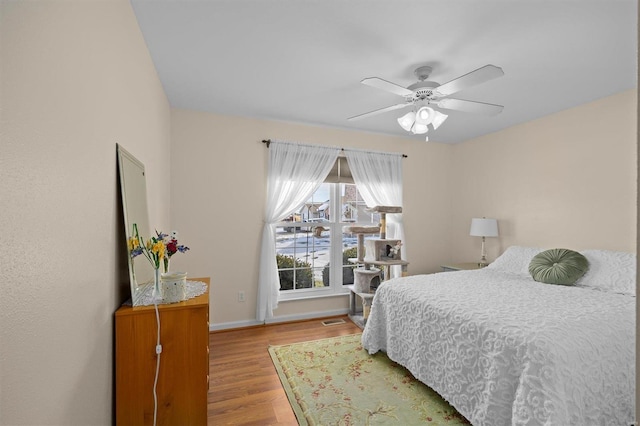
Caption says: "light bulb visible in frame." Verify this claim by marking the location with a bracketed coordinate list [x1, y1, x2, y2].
[415, 106, 435, 125]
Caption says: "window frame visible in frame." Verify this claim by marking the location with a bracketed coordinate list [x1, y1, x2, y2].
[276, 182, 378, 302]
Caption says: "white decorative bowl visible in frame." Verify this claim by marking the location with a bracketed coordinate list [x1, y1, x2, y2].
[160, 272, 187, 304]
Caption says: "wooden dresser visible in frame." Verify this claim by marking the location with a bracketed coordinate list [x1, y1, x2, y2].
[115, 277, 210, 426]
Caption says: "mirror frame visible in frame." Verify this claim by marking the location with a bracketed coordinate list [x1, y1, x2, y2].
[117, 144, 154, 306]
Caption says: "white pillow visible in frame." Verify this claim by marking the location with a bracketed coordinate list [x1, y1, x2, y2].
[486, 246, 543, 275]
[576, 249, 636, 296]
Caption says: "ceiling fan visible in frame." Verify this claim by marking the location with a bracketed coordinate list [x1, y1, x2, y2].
[348, 64, 505, 140]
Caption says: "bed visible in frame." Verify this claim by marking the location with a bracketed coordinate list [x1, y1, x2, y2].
[361, 246, 636, 426]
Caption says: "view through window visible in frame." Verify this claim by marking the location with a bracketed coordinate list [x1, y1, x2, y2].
[275, 183, 381, 297]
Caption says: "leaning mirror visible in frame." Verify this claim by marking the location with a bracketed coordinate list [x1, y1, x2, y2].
[117, 144, 154, 306]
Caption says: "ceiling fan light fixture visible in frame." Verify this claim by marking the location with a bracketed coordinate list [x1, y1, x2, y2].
[431, 110, 449, 130]
[352, 64, 505, 141]
[415, 106, 435, 125]
[397, 111, 416, 132]
[411, 123, 428, 134]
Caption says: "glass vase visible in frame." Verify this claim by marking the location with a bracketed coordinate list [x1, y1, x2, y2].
[153, 267, 161, 300]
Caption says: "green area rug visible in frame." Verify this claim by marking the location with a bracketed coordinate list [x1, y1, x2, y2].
[268, 334, 469, 425]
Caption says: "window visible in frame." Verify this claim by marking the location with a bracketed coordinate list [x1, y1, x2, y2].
[258, 142, 403, 321]
[275, 182, 381, 300]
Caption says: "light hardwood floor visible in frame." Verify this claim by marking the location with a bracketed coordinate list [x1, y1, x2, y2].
[208, 315, 362, 425]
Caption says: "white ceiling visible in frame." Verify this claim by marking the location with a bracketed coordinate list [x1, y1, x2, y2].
[130, 0, 637, 144]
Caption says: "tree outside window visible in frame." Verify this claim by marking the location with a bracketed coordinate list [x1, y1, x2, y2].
[275, 183, 380, 296]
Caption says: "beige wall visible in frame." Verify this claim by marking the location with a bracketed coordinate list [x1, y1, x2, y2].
[2, 1, 635, 421]
[170, 110, 453, 327]
[1, 1, 171, 425]
[450, 90, 637, 263]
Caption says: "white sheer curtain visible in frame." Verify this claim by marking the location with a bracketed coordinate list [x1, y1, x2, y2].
[257, 141, 340, 321]
[344, 149, 405, 278]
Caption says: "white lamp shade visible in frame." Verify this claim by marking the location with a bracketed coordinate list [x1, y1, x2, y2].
[415, 106, 435, 125]
[431, 110, 448, 130]
[411, 123, 428, 134]
[470, 218, 499, 237]
[397, 111, 416, 131]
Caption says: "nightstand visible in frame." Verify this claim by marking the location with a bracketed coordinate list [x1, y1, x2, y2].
[440, 262, 487, 272]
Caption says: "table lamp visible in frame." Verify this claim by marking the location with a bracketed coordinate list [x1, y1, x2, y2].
[470, 218, 499, 267]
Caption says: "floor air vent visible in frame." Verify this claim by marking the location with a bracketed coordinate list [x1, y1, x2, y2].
[322, 318, 346, 326]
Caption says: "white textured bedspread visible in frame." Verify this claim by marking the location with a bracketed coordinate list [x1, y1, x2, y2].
[361, 270, 635, 426]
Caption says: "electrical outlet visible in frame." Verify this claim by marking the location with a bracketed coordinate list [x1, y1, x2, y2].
[238, 291, 245, 302]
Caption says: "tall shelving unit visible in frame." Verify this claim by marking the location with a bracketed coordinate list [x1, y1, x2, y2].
[346, 206, 408, 327]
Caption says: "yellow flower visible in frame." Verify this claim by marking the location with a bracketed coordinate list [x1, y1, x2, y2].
[128, 237, 139, 251]
[128, 224, 184, 270]
[151, 241, 165, 259]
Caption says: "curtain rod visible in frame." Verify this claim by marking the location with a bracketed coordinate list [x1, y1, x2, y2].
[261, 139, 407, 158]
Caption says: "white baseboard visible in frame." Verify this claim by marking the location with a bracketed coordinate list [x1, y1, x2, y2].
[209, 319, 262, 331]
[265, 308, 349, 325]
[209, 308, 349, 331]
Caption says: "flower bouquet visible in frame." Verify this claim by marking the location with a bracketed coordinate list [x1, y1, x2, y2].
[128, 224, 190, 300]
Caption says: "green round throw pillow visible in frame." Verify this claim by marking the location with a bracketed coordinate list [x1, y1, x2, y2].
[528, 248, 589, 286]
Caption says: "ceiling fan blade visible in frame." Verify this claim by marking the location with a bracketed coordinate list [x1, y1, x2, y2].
[347, 103, 411, 121]
[436, 98, 504, 116]
[361, 77, 414, 97]
[433, 65, 504, 97]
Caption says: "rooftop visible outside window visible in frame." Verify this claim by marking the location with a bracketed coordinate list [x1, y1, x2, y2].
[275, 183, 381, 299]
